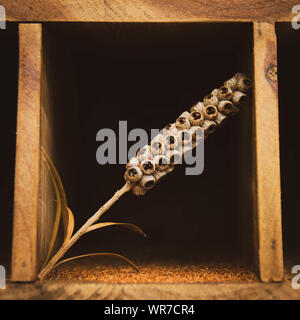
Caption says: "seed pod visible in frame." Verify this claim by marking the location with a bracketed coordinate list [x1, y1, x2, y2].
[234, 73, 246, 79]
[190, 101, 204, 113]
[140, 159, 156, 175]
[132, 183, 147, 196]
[177, 129, 193, 147]
[203, 105, 218, 120]
[214, 112, 227, 126]
[153, 170, 167, 183]
[126, 73, 251, 196]
[224, 76, 238, 91]
[203, 94, 219, 106]
[164, 133, 179, 151]
[190, 126, 204, 143]
[162, 123, 178, 135]
[189, 110, 204, 126]
[153, 154, 169, 171]
[218, 100, 239, 115]
[137, 145, 152, 161]
[124, 166, 143, 183]
[175, 111, 191, 130]
[232, 90, 247, 106]
[235, 74, 252, 92]
[150, 139, 166, 156]
[140, 175, 156, 190]
[210, 88, 219, 96]
[201, 120, 217, 137]
[126, 157, 140, 169]
[166, 164, 175, 173]
[217, 86, 233, 100]
[166, 149, 182, 165]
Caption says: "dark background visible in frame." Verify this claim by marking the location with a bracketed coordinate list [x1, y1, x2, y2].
[42, 22, 254, 265]
[0, 23, 18, 271]
[276, 23, 300, 262]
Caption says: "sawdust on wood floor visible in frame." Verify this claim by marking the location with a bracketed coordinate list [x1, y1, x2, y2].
[45, 259, 258, 283]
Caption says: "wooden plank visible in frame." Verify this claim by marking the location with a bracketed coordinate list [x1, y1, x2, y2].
[1, 280, 300, 300]
[253, 22, 284, 282]
[1, 0, 298, 22]
[11, 24, 42, 282]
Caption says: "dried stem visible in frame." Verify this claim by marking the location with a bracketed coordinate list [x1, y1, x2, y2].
[38, 182, 133, 280]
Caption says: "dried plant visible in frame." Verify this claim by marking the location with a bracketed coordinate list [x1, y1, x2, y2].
[38, 73, 251, 280]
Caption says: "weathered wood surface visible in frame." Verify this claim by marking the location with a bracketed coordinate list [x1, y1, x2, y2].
[2, 0, 298, 22]
[253, 22, 284, 282]
[11, 24, 42, 281]
[1, 279, 299, 300]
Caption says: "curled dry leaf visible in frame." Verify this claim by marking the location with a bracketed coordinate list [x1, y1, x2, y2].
[53, 252, 140, 273]
[85, 222, 147, 238]
[41, 148, 75, 267]
[42, 152, 62, 268]
[39, 149, 144, 278]
[66, 207, 75, 244]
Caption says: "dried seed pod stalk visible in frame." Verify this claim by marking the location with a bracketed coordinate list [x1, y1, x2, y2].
[38, 73, 252, 280]
[125, 72, 252, 196]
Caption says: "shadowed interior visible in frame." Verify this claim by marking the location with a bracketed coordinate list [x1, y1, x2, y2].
[0, 23, 19, 274]
[276, 23, 300, 269]
[41, 22, 255, 282]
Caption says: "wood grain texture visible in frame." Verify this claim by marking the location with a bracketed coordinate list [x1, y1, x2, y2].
[1, 0, 298, 22]
[253, 22, 284, 282]
[11, 24, 42, 281]
[1, 279, 300, 300]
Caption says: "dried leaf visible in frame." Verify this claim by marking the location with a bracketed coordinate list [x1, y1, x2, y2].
[41, 147, 74, 245]
[86, 222, 147, 238]
[42, 155, 62, 268]
[65, 207, 75, 243]
[54, 253, 140, 272]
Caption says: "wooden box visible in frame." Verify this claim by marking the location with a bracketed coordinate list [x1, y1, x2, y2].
[1, 1, 298, 285]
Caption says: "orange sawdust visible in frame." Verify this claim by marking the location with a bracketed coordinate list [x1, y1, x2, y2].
[45, 259, 258, 283]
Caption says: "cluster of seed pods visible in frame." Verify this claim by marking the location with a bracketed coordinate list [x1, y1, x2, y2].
[124, 73, 252, 196]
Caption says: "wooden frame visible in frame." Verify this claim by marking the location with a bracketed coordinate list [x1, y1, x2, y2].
[9, 1, 291, 282]
[1, 0, 298, 22]
[252, 22, 284, 282]
[11, 24, 42, 281]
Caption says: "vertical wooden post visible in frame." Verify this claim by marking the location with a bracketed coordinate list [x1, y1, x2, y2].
[11, 24, 42, 281]
[253, 22, 284, 282]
